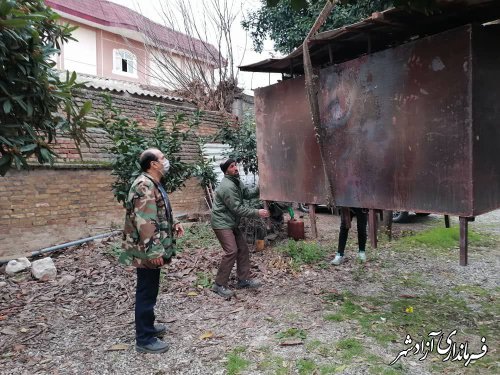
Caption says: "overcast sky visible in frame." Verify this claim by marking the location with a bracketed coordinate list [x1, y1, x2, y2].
[108, 0, 281, 94]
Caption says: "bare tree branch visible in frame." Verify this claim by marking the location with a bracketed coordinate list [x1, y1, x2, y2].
[130, 0, 242, 112]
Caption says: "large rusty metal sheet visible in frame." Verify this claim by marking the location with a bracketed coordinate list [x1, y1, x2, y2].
[319, 25, 474, 216]
[472, 25, 500, 216]
[255, 76, 328, 204]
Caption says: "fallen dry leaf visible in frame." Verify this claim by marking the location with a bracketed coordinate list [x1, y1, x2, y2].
[107, 343, 130, 351]
[187, 291, 198, 297]
[199, 331, 214, 340]
[279, 339, 303, 346]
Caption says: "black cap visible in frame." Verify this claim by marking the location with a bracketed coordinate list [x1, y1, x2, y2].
[220, 158, 236, 173]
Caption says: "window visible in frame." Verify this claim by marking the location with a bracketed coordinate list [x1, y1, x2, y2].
[113, 49, 137, 77]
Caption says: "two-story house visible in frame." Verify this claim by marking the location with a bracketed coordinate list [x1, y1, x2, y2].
[46, 0, 220, 88]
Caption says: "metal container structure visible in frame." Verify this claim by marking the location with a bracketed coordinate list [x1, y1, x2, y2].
[255, 24, 500, 217]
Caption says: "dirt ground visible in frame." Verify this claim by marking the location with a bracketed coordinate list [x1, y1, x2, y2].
[1, 210, 499, 375]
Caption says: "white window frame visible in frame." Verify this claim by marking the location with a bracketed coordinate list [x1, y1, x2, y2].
[112, 49, 137, 77]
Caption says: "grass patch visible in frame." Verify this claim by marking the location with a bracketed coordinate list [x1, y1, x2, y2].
[276, 327, 307, 341]
[396, 226, 494, 251]
[336, 338, 364, 360]
[321, 290, 488, 347]
[176, 222, 219, 250]
[369, 363, 405, 375]
[277, 240, 328, 267]
[193, 271, 213, 289]
[297, 359, 318, 374]
[104, 241, 122, 258]
[324, 313, 345, 322]
[256, 355, 290, 374]
[226, 347, 249, 375]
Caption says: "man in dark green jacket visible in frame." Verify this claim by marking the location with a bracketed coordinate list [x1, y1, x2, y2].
[211, 159, 270, 298]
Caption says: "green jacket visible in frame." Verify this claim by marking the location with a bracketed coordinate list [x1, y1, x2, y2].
[210, 175, 260, 229]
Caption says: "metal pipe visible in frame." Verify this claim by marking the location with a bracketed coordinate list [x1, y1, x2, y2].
[0, 231, 121, 265]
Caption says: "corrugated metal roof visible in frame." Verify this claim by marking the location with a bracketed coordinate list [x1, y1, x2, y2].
[69, 72, 187, 102]
[240, 0, 500, 74]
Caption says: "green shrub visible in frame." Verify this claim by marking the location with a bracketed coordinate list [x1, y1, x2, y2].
[98, 95, 201, 206]
[278, 240, 327, 265]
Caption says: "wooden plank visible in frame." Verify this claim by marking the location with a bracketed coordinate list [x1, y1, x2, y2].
[309, 204, 318, 238]
[459, 216, 468, 266]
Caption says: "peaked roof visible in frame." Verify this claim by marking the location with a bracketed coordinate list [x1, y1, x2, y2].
[45, 0, 221, 65]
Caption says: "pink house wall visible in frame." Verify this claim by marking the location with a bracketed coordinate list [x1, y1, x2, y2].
[60, 17, 149, 84]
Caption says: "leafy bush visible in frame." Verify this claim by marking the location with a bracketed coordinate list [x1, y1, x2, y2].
[0, 0, 92, 175]
[176, 222, 219, 250]
[97, 95, 201, 206]
[278, 239, 327, 265]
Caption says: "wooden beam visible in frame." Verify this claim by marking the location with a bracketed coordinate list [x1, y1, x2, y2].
[459, 216, 468, 266]
[368, 209, 378, 249]
[444, 215, 450, 228]
[309, 204, 318, 238]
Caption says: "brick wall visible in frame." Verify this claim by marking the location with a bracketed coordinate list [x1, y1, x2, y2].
[0, 87, 231, 259]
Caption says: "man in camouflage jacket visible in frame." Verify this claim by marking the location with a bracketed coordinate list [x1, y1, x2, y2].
[210, 158, 270, 298]
[120, 148, 184, 354]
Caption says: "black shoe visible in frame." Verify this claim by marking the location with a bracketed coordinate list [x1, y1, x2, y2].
[212, 283, 234, 298]
[237, 279, 261, 289]
[153, 324, 167, 337]
[136, 338, 169, 354]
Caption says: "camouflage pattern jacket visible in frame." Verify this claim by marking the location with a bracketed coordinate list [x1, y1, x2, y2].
[120, 173, 177, 268]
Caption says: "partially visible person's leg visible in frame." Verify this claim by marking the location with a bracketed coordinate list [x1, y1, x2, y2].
[234, 228, 260, 288]
[214, 229, 239, 286]
[135, 268, 161, 346]
[332, 210, 350, 265]
[355, 208, 368, 262]
[338, 217, 350, 256]
[233, 228, 250, 280]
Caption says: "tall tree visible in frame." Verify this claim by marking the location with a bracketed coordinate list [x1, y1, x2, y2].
[136, 0, 243, 112]
[0, 0, 92, 176]
[243, 0, 393, 55]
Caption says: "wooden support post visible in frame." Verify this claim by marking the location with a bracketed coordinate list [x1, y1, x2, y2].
[368, 209, 378, 249]
[459, 216, 468, 266]
[444, 215, 450, 228]
[309, 204, 318, 238]
[381, 210, 393, 241]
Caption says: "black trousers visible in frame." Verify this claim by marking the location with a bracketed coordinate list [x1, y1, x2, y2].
[135, 268, 161, 346]
[338, 208, 367, 255]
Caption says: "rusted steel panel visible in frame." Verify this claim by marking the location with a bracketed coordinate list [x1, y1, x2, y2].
[255, 24, 500, 217]
[255, 77, 328, 204]
[319, 25, 474, 216]
[472, 25, 500, 216]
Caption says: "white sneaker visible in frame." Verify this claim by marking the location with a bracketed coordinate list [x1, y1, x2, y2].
[331, 253, 344, 266]
[358, 251, 366, 262]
